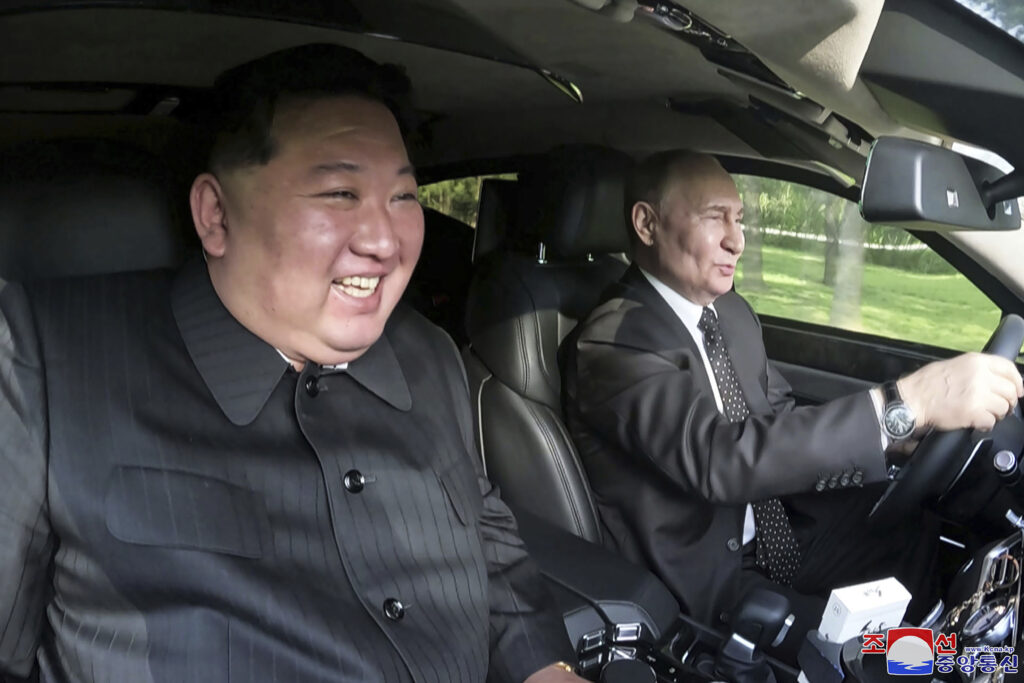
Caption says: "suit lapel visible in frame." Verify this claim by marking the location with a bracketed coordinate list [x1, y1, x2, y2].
[616, 265, 716, 397]
[619, 267, 774, 417]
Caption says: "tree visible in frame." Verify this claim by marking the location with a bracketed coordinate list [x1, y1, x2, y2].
[829, 204, 868, 328]
[960, 0, 1024, 40]
[821, 196, 846, 287]
[734, 176, 764, 290]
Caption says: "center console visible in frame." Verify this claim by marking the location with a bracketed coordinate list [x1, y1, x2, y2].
[515, 509, 799, 681]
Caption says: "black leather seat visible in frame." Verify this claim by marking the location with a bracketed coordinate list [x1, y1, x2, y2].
[0, 138, 195, 282]
[471, 178, 519, 264]
[464, 146, 632, 543]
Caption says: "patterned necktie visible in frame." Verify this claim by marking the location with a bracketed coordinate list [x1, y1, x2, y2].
[697, 306, 801, 586]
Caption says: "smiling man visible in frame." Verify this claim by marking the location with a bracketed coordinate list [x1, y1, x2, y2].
[0, 45, 580, 683]
[563, 150, 1023, 660]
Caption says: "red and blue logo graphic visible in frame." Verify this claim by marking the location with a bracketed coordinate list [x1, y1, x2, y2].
[886, 628, 934, 675]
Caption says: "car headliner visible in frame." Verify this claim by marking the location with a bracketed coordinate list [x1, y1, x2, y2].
[2, 0, 1024, 302]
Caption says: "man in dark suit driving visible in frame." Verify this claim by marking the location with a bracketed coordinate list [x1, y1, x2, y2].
[564, 150, 1023, 657]
[0, 45, 582, 683]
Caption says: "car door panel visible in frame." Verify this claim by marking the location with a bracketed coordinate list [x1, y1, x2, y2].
[761, 317, 956, 406]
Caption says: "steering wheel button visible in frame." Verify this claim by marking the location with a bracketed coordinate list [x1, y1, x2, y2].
[994, 450, 1017, 473]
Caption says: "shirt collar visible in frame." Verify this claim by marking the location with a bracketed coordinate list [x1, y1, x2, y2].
[275, 348, 348, 372]
[172, 256, 410, 426]
[638, 266, 716, 331]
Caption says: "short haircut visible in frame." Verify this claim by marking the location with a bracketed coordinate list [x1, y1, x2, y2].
[207, 43, 414, 175]
[624, 150, 711, 245]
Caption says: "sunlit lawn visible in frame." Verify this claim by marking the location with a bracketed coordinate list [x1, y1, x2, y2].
[735, 246, 1000, 352]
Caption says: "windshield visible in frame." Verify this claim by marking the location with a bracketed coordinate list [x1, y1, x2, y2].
[954, 0, 1024, 42]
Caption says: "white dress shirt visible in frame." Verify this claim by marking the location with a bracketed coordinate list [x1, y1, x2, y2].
[276, 349, 349, 372]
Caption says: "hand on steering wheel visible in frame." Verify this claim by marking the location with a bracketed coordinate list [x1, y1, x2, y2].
[870, 314, 1024, 522]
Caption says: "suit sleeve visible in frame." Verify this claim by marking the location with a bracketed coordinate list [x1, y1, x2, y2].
[441, 336, 573, 683]
[570, 302, 887, 505]
[765, 361, 796, 414]
[0, 282, 54, 678]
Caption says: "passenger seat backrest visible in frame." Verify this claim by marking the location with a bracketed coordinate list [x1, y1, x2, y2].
[472, 178, 518, 264]
[464, 145, 632, 543]
[0, 138, 193, 282]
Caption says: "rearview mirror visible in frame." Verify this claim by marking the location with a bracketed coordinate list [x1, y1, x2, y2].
[860, 137, 1020, 231]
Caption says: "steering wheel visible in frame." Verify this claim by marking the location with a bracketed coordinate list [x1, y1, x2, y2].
[869, 314, 1024, 523]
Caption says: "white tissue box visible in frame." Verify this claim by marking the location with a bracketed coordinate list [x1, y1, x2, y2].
[817, 577, 912, 644]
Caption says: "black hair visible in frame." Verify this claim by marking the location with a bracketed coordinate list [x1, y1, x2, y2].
[207, 43, 414, 174]
[624, 149, 707, 246]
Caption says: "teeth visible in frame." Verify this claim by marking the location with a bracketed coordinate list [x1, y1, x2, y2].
[333, 276, 380, 297]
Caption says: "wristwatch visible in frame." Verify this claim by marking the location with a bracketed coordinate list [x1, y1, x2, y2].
[880, 380, 916, 442]
[552, 661, 577, 674]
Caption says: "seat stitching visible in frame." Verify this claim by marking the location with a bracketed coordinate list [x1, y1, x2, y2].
[547, 412, 600, 538]
[524, 401, 586, 537]
[476, 374, 491, 478]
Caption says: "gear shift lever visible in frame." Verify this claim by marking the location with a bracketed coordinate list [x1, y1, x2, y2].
[721, 586, 794, 661]
[715, 587, 794, 683]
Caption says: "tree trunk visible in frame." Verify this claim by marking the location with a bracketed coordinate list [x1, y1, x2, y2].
[829, 204, 867, 329]
[739, 176, 765, 291]
[822, 199, 845, 287]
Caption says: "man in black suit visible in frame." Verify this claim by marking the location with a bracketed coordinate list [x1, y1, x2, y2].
[564, 150, 1023, 656]
[0, 45, 581, 683]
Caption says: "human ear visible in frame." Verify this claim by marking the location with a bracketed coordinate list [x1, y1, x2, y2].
[632, 201, 658, 247]
[190, 173, 230, 258]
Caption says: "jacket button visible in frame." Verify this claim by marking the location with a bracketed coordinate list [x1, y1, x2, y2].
[852, 471, 864, 486]
[383, 598, 405, 621]
[840, 472, 851, 487]
[827, 475, 839, 489]
[726, 538, 740, 552]
[304, 376, 320, 397]
[344, 470, 365, 493]
[815, 479, 826, 492]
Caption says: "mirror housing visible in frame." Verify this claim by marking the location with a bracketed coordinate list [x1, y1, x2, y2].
[860, 137, 1020, 231]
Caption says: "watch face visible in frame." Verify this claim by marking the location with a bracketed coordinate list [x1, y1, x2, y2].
[884, 404, 916, 439]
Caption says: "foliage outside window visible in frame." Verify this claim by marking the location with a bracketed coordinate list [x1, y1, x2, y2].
[955, 0, 1024, 42]
[733, 175, 999, 352]
[419, 174, 516, 227]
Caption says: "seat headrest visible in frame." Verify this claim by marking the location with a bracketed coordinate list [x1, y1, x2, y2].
[518, 145, 633, 259]
[0, 138, 193, 282]
[472, 178, 518, 263]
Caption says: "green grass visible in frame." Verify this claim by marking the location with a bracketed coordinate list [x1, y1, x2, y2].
[736, 245, 1000, 352]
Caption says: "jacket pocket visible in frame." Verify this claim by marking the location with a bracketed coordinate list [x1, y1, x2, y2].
[106, 466, 268, 558]
[437, 460, 483, 527]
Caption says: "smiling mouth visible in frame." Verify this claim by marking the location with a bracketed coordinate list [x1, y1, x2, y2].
[332, 275, 381, 299]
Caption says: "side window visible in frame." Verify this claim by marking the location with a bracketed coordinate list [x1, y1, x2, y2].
[418, 173, 516, 227]
[733, 175, 1000, 352]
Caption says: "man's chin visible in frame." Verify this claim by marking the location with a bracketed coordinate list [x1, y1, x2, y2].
[317, 328, 387, 365]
